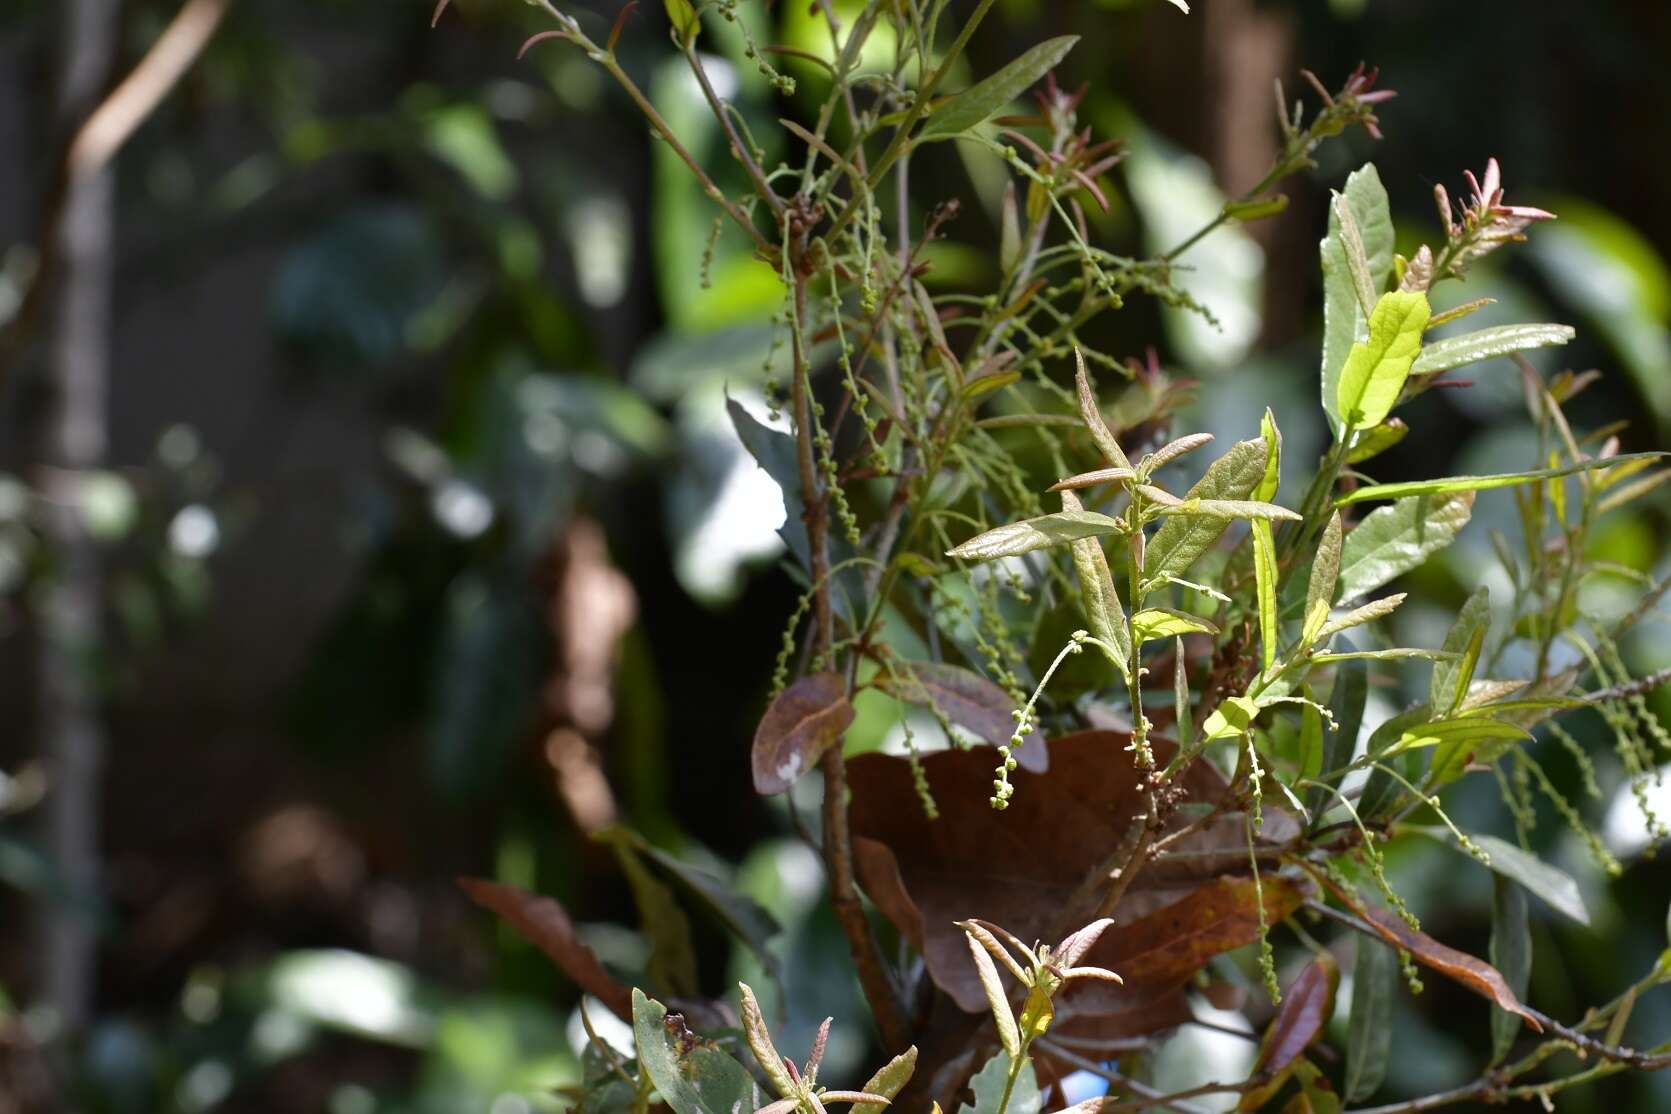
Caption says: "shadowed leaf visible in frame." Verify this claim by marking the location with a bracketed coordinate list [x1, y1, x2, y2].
[873, 661, 1044, 770]
[1345, 938, 1396, 1102]
[458, 877, 632, 1020]
[632, 990, 764, 1114]
[920, 36, 1080, 140]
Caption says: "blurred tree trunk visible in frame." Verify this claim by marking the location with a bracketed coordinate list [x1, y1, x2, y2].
[37, 0, 119, 1034]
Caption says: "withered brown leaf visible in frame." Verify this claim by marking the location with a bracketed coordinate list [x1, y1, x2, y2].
[872, 660, 1046, 770]
[753, 673, 855, 795]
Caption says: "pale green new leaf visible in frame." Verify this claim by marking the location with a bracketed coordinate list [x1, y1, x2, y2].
[1174, 637, 1193, 751]
[1321, 165, 1395, 435]
[1255, 408, 1282, 502]
[1336, 492, 1474, 602]
[1200, 695, 1260, 743]
[1334, 193, 1378, 317]
[1062, 492, 1131, 681]
[920, 36, 1080, 140]
[1303, 513, 1344, 645]
[1335, 452, 1666, 505]
[1153, 498, 1300, 522]
[852, 1048, 919, 1114]
[949, 510, 1122, 561]
[1336, 291, 1431, 430]
[1253, 520, 1278, 670]
[1311, 647, 1455, 664]
[960, 1051, 1040, 1114]
[1410, 323, 1576, 378]
[1142, 437, 1269, 582]
[1132, 607, 1219, 642]
[1346, 419, 1409, 464]
[1380, 717, 1529, 760]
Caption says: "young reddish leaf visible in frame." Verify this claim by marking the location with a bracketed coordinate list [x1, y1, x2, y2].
[518, 30, 570, 59]
[430, 0, 451, 27]
[872, 661, 1045, 769]
[1245, 956, 1339, 1107]
[752, 673, 855, 795]
[458, 877, 633, 1021]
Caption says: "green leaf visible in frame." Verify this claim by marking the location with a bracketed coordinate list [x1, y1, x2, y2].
[1335, 452, 1666, 504]
[1345, 938, 1397, 1102]
[1336, 492, 1474, 602]
[1321, 166, 1395, 436]
[1315, 592, 1406, 643]
[633, 989, 765, 1114]
[1333, 193, 1378, 318]
[948, 510, 1123, 562]
[1132, 608, 1219, 642]
[663, 0, 700, 39]
[1311, 647, 1454, 664]
[1357, 704, 1432, 818]
[1253, 520, 1278, 671]
[919, 36, 1080, 140]
[1143, 437, 1269, 583]
[1435, 833, 1589, 926]
[1201, 695, 1260, 743]
[1489, 876, 1532, 1064]
[1410, 323, 1576, 378]
[1428, 719, 1535, 785]
[1303, 513, 1344, 645]
[1174, 637, 1194, 751]
[1307, 654, 1367, 823]
[852, 1048, 919, 1114]
[738, 983, 796, 1098]
[1335, 291, 1431, 430]
[966, 933, 1020, 1058]
[1431, 587, 1490, 714]
[1255, 408, 1282, 503]
[1381, 717, 1529, 760]
[1346, 419, 1409, 464]
[959, 1051, 1040, 1114]
[1154, 498, 1300, 522]
[1062, 492, 1131, 680]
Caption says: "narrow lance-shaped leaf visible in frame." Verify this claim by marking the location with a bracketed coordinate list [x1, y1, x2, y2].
[1155, 498, 1301, 522]
[1062, 491, 1131, 679]
[1253, 520, 1279, 671]
[1411, 323, 1576, 378]
[1074, 349, 1131, 470]
[949, 510, 1123, 562]
[852, 1048, 919, 1114]
[739, 983, 797, 1098]
[1431, 587, 1490, 715]
[1336, 492, 1474, 602]
[965, 931, 1020, 1058]
[1336, 291, 1431, 431]
[753, 673, 855, 794]
[1334, 193, 1378, 318]
[613, 841, 699, 997]
[1336, 451, 1667, 505]
[1347, 419, 1408, 464]
[1321, 165, 1395, 435]
[1237, 957, 1338, 1112]
[1132, 608, 1219, 642]
[1315, 593, 1406, 642]
[1489, 876, 1532, 1063]
[1174, 637, 1193, 750]
[1345, 938, 1397, 1102]
[918, 35, 1080, 140]
[1143, 437, 1269, 584]
[458, 878, 633, 1020]
[1255, 408, 1282, 503]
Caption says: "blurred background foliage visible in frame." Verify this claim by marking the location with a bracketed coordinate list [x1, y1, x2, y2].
[0, 0, 1668, 1111]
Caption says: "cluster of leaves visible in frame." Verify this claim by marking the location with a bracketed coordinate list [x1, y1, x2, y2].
[437, 2, 1671, 1113]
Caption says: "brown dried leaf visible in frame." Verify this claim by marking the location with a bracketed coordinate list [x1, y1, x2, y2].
[848, 732, 1300, 1020]
[753, 673, 855, 795]
[458, 877, 632, 1021]
[1346, 894, 1542, 1032]
[872, 661, 1045, 770]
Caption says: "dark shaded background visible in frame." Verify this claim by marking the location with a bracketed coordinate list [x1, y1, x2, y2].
[0, 0, 1668, 1110]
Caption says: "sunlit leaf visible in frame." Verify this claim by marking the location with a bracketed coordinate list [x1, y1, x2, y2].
[965, 932, 1020, 1058]
[1346, 419, 1408, 464]
[1321, 166, 1395, 436]
[1335, 452, 1666, 504]
[1075, 350, 1132, 470]
[948, 509, 1124, 562]
[1303, 514, 1343, 645]
[633, 990, 765, 1114]
[1336, 291, 1431, 430]
[1431, 587, 1490, 714]
[852, 1048, 919, 1114]
[1132, 607, 1219, 642]
[1410, 323, 1575, 378]
[1335, 493, 1474, 602]
[1143, 437, 1269, 582]
[959, 1050, 1039, 1114]
[1253, 520, 1279, 670]
[1062, 492, 1131, 680]
[1314, 593, 1406, 642]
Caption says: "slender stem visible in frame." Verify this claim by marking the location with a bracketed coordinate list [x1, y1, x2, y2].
[683, 44, 784, 218]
